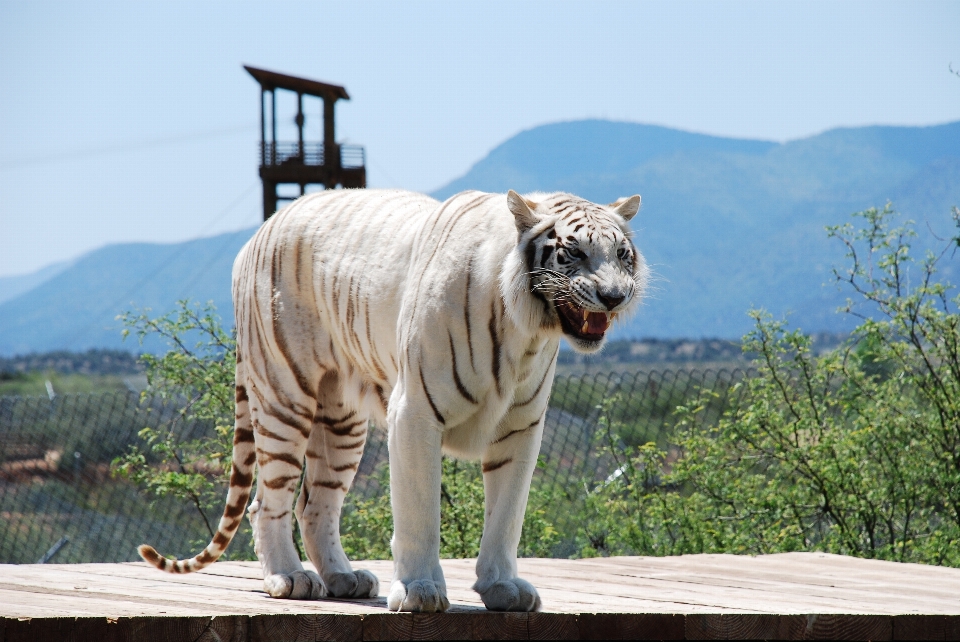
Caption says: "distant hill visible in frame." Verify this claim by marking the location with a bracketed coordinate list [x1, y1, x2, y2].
[432, 120, 960, 339]
[0, 349, 143, 375]
[2, 119, 959, 356]
[0, 260, 73, 306]
[0, 228, 255, 356]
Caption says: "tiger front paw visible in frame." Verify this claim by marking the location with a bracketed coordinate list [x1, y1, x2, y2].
[387, 579, 450, 612]
[263, 570, 324, 599]
[477, 577, 542, 612]
[325, 569, 380, 598]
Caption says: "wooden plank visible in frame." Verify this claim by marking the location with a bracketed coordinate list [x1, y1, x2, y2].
[892, 615, 960, 642]
[362, 612, 531, 642]
[528, 612, 578, 640]
[514, 556, 960, 615]
[3, 615, 250, 642]
[576, 613, 684, 640]
[0, 565, 385, 617]
[3, 554, 960, 640]
[516, 573, 874, 615]
[0, 614, 953, 642]
[249, 614, 362, 642]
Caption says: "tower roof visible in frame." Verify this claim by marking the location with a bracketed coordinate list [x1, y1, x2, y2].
[243, 65, 350, 101]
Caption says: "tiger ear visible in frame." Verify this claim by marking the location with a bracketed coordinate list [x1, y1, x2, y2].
[506, 190, 540, 233]
[608, 195, 641, 221]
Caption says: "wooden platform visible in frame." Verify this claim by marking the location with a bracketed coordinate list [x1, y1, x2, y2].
[3, 553, 960, 640]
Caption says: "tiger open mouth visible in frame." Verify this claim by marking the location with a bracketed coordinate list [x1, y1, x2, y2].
[554, 299, 616, 341]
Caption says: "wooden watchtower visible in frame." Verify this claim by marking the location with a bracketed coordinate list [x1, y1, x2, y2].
[244, 65, 366, 221]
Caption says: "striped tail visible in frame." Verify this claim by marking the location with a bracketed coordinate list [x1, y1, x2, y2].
[139, 382, 256, 574]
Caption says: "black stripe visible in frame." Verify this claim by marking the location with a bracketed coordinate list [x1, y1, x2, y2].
[376, 384, 389, 410]
[464, 260, 476, 372]
[313, 479, 346, 490]
[314, 411, 357, 425]
[344, 273, 357, 353]
[270, 248, 317, 402]
[513, 361, 552, 408]
[259, 402, 311, 438]
[258, 450, 303, 468]
[419, 361, 446, 425]
[489, 301, 502, 396]
[482, 458, 513, 473]
[492, 419, 540, 445]
[419, 195, 485, 273]
[223, 497, 247, 519]
[264, 474, 300, 489]
[262, 367, 315, 422]
[449, 331, 478, 404]
[365, 302, 389, 381]
[407, 194, 491, 326]
[539, 244, 554, 268]
[525, 230, 549, 308]
[525, 238, 539, 284]
[253, 420, 293, 442]
[230, 466, 253, 487]
[325, 420, 366, 436]
[293, 237, 303, 291]
[330, 272, 341, 326]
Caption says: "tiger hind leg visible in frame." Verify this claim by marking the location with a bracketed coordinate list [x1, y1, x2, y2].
[246, 382, 324, 599]
[295, 371, 379, 598]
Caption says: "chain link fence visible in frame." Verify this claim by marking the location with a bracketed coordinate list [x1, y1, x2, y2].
[0, 369, 749, 564]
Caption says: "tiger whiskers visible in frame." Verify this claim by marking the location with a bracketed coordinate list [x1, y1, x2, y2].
[528, 268, 570, 292]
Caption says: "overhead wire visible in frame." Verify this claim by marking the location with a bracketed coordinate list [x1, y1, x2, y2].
[172, 200, 262, 308]
[57, 181, 261, 349]
[0, 124, 257, 172]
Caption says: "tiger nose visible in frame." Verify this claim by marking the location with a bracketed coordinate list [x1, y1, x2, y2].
[597, 292, 625, 310]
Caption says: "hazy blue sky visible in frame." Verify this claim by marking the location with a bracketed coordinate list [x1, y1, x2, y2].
[1, 0, 959, 278]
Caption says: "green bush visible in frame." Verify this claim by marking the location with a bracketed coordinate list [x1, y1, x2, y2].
[111, 204, 960, 568]
[111, 301, 255, 558]
[575, 205, 960, 566]
[341, 457, 559, 560]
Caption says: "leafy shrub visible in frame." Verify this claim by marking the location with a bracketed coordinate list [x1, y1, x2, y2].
[111, 301, 254, 557]
[110, 204, 960, 568]
[576, 205, 960, 566]
[341, 457, 559, 560]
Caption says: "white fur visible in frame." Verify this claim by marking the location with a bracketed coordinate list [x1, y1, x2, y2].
[202, 188, 643, 611]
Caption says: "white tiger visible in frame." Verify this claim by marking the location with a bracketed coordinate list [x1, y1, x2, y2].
[138, 188, 646, 612]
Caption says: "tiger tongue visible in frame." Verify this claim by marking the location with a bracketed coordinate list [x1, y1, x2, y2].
[585, 311, 609, 334]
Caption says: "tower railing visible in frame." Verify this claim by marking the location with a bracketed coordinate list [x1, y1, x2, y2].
[260, 143, 365, 169]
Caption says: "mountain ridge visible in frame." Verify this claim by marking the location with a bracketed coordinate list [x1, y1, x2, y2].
[0, 228, 256, 356]
[2, 118, 958, 356]
[432, 119, 960, 339]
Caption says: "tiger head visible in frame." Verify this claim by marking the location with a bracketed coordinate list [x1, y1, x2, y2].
[501, 190, 647, 354]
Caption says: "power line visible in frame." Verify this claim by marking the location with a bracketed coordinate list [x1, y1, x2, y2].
[0, 124, 258, 171]
[173, 200, 262, 305]
[57, 182, 261, 349]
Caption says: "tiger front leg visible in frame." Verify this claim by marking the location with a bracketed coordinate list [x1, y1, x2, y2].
[386, 392, 449, 613]
[473, 412, 546, 612]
